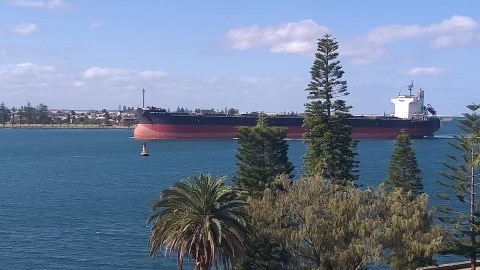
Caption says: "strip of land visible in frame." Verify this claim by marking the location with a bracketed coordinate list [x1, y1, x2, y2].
[0, 123, 134, 129]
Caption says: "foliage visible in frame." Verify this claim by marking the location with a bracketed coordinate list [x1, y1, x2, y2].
[0, 102, 11, 124]
[36, 103, 51, 124]
[383, 130, 424, 196]
[232, 117, 294, 197]
[381, 188, 444, 269]
[302, 34, 357, 184]
[231, 118, 294, 268]
[232, 175, 293, 270]
[381, 131, 441, 269]
[232, 232, 289, 270]
[436, 104, 480, 266]
[247, 176, 382, 269]
[147, 174, 250, 270]
[247, 176, 444, 270]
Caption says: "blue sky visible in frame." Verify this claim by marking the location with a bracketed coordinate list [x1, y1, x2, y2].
[1, 0, 479, 116]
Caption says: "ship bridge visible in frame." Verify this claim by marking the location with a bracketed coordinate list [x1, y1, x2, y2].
[390, 83, 428, 119]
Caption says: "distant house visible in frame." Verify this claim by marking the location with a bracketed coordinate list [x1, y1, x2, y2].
[120, 113, 137, 126]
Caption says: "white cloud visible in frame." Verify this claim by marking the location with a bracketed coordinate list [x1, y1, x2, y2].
[73, 81, 85, 87]
[11, 62, 55, 74]
[0, 63, 305, 111]
[226, 20, 329, 54]
[82, 67, 167, 81]
[82, 67, 119, 80]
[139, 70, 168, 78]
[89, 22, 104, 28]
[345, 15, 480, 63]
[365, 15, 478, 45]
[406, 67, 444, 76]
[11, 23, 39, 35]
[0, 62, 61, 92]
[46, 0, 66, 9]
[226, 16, 480, 66]
[8, 0, 68, 10]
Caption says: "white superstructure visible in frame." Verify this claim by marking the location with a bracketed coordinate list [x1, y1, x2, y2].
[390, 82, 429, 119]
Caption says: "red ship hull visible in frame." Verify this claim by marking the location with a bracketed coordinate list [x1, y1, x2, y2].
[133, 123, 438, 140]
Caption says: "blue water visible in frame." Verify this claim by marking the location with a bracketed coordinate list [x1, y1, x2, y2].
[0, 120, 463, 269]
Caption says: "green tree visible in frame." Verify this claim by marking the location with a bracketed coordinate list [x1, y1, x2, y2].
[0, 102, 11, 124]
[247, 176, 444, 270]
[436, 104, 480, 269]
[147, 174, 250, 270]
[232, 116, 294, 197]
[36, 103, 51, 124]
[303, 34, 357, 184]
[101, 109, 110, 125]
[383, 130, 423, 196]
[381, 189, 444, 269]
[381, 131, 439, 269]
[231, 118, 294, 269]
[22, 102, 35, 124]
[248, 176, 383, 269]
[232, 232, 289, 270]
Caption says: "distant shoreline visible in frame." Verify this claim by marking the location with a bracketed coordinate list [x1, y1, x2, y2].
[0, 123, 135, 129]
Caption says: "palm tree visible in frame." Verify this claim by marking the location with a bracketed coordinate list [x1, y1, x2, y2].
[147, 174, 250, 270]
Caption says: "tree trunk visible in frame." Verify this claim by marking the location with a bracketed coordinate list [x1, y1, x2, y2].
[195, 259, 208, 270]
[471, 146, 476, 270]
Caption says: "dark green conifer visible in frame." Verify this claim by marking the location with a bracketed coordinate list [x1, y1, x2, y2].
[232, 233, 289, 270]
[383, 130, 423, 196]
[0, 102, 10, 124]
[436, 104, 480, 269]
[303, 34, 357, 184]
[232, 116, 294, 269]
[232, 116, 294, 197]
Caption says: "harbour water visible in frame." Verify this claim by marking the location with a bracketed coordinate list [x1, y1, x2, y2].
[0, 120, 464, 269]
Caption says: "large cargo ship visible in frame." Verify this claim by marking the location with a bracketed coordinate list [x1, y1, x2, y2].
[134, 84, 440, 140]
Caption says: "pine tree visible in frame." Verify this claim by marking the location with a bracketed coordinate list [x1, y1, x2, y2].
[0, 102, 10, 124]
[232, 117, 294, 269]
[436, 104, 480, 269]
[232, 116, 294, 197]
[232, 232, 289, 270]
[303, 34, 357, 184]
[383, 130, 423, 196]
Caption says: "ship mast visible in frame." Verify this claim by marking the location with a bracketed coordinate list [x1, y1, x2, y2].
[407, 81, 414, 96]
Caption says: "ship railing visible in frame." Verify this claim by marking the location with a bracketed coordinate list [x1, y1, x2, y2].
[411, 113, 435, 121]
[349, 114, 397, 120]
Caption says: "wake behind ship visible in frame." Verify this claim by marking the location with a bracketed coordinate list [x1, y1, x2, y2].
[133, 85, 440, 140]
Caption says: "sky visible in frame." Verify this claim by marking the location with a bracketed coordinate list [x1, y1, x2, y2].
[1, 0, 479, 116]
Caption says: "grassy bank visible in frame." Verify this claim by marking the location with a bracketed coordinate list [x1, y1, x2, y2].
[0, 123, 135, 129]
